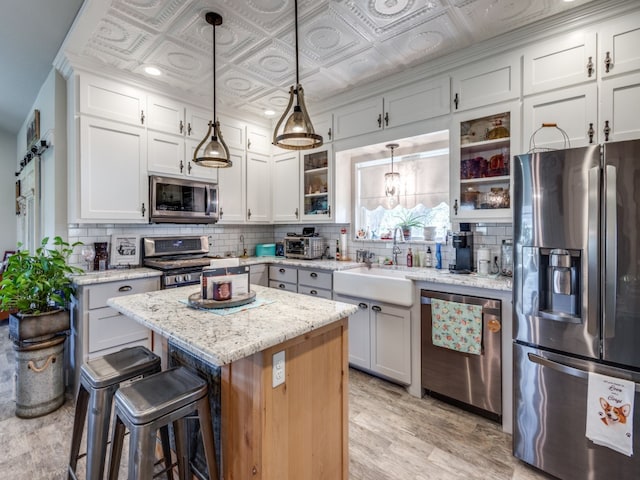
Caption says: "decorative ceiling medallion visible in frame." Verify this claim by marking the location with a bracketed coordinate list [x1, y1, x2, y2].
[370, 0, 414, 17]
[119, 0, 161, 9]
[224, 77, 253, 92]
[96, 20, 129, 43]
[166, 52, 199, 70]
[407, 31, 443, 52]
[307, 26, 341, 50]
[247, 0, 288, 15]
[481, 0, 530, 21]
[259, 55, 290, 73]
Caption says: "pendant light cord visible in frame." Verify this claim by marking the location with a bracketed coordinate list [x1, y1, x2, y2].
[212, 21, 217, 127]
[295, 0, 299, 89]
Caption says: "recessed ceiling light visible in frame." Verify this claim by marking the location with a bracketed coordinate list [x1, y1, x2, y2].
[264, 109, 276, 117]
[144, 66, 162, 76]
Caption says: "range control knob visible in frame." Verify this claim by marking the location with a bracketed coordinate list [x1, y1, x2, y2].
[174, 275, 182, 284]
[183, 274, 191, 282]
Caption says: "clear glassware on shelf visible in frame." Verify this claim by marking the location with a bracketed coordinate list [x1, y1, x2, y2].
[80, 245, 96, 272]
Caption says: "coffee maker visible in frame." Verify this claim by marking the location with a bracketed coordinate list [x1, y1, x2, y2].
[451, 231, 474, 274]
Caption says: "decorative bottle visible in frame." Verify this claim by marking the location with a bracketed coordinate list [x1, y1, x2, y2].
[425, 247, 433, 268]
[406, 248, 413, 267]
[94, 242, 108, 271]
[335, 239, 341, 261]
[435, 243, 442, 269]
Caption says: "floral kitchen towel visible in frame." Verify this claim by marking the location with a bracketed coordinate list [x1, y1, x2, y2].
[586, 371, 635, 456]
[431, 298, 482, 355]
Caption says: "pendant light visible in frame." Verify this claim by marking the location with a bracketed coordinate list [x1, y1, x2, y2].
[384, 143, 401, 207]
[193, 12, 231, 168]
[272, 0, 323, 150]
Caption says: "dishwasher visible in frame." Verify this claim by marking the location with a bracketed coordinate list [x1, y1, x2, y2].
[421, 289, 502, 421]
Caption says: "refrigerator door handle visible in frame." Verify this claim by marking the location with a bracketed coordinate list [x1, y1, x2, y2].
[604, 165, 617, 341]
[588, 166, 601, 338]
[527, 353, 640, 391]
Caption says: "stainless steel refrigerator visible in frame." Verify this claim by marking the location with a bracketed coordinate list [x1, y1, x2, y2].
[513, 140, 640, 479]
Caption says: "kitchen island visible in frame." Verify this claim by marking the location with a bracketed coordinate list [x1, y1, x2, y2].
[107, 285, 358, 480]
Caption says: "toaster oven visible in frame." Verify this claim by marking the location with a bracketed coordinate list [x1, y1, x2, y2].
[284, 237, 325, 259]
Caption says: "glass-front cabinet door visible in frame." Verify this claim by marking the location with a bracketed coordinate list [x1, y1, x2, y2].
[301, 145, 333, 222]
[450, 102, 520, 222]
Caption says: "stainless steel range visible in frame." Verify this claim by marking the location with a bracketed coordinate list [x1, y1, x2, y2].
[142, 236, 211, 289]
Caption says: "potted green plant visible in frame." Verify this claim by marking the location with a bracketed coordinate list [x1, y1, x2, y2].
[0, 236, 83, 342]
[393, 210, 426, 240]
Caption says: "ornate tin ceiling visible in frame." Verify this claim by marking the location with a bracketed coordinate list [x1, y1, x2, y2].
[65, 0, 595, 118]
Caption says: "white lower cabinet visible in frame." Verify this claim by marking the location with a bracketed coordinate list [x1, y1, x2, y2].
[249, 264, 268, 287]
[71, 276, 159, 393]
[269, 265, 298, 292]
[334, 293, 411, 385]
[268, 265, 333, 299]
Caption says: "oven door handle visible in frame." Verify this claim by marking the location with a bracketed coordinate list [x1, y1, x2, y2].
[205, 186, 211, 216]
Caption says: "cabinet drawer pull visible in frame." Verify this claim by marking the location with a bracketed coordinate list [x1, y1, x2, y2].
[118, 285, 133, 292]
[310, 272, 318, 278]
[278, 283, 285, 289]
[310, 290, 318, 295]
[279, 268, 286, 273]
[371, 305, 382, 312]
[358, 302, 368, 309]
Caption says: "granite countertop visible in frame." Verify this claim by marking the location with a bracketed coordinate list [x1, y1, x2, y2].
[404, 268, 512, 291]
[72, 267, 162, 286]
[235, 256, 361, 270]
[107, 284, 358, 367]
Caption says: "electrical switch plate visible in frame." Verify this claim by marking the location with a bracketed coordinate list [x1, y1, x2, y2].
[272, 350, 285, 388]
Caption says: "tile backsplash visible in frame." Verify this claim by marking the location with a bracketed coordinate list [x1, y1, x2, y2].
[68, 222, 512, 272]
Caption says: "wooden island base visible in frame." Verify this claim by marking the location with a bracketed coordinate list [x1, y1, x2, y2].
[221, 319, 348, 480]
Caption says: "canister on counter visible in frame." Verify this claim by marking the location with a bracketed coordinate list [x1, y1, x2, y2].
[212, 279, 232, 301]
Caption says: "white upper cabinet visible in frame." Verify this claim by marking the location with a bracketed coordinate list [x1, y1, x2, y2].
[599, 71, 640, 142]
[79, 116, 148, 222]
[217, 146, 246, 224]
[185, 139, 219, 182]
[312, 112, 333, 143]
[333, 76, 450, 140]
[451, 53, 521, 111]
[523, 31, 597, 95]
[78, 73, 146, 127]
[246, 152, 271, 223]
[272, 150, 300, 223]
[600, 11, 640, 78]
[522, 84, 598, 149]
[300, 145, 333, 223]
[246, 124, 272, 154]
[217, 116, 246, 151]
[146, 94, 185, 135]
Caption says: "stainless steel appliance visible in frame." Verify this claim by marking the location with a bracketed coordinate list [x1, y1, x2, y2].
[513, 141, 640, 479]
[284, 236, 325, 259]
[149, 175, 218, 224]
[142, 236, 211, 288]
[450, 231, 473, 273]
[421, 290, 502, 421]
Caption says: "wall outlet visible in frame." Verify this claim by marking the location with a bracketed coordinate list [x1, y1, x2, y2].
[272, 350, 285, 388]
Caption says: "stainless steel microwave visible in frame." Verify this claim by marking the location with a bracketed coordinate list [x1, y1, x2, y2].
[149, 175, 218, 223]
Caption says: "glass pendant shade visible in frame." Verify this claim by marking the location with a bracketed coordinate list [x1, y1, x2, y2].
[272, 0, 323, 150]
[384, 143, 400, 207]
[193, 12, 231, 168]
[194, 120, 231, 167]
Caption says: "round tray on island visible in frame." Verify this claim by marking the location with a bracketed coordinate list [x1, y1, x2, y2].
[188, 290, 256, 310]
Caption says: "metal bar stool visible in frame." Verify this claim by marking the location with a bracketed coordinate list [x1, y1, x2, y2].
[67, 346, 173, 480]
[107, 366, 219, 480]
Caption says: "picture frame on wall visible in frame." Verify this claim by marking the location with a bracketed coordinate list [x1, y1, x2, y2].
[110, 234, 140, 267]
[26, 109, 40, 149]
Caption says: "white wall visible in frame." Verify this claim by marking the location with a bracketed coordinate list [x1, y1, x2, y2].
[0, 129, 17, 253]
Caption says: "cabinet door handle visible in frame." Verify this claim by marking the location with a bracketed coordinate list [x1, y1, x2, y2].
[188, 162, 192, 174]
[310, 272, 318, 278]
[279, 268, 286, 273]
[327, 204, 331, 217]
[371, 305, 382, 312]
[310, 289, 318, 295]
[603, 120, 611, 142]
[141, 202, 146, 217]
[377, 113, 382, 128]
[453, 198, 458, 215]
[384, 112, 389, 126]
[118, 285, 133, 292]
[179, 160, 184, 173]
[247, 208, 252, 220]
[188, 122, 192, 136]
[586, 56, 594, 77]
[358, 302, 368, 309]
[328, 127, 332, 139]
[248, 138, 252, 149]
[140, 110, 145, 124]
[454, 93, 459, 110]
[588, 123, 595, 144]
[295, 207, 299, 219]
[179, 120, 184, 134]
[604, 51, 612, 73]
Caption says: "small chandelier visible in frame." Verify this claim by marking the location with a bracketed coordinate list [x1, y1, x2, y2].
[384, 143, 401, 206]
[193, 12, 231, 168]
[272, 0, 323, 150]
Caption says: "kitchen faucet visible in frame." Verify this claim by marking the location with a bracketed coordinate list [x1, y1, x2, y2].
[392, 227, 405, 265]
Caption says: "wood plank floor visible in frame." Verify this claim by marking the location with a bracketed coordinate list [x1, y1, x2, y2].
[0, 321, 552, 479]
